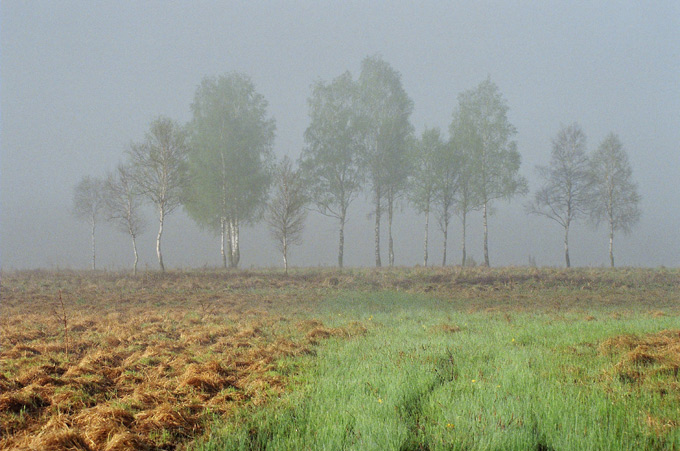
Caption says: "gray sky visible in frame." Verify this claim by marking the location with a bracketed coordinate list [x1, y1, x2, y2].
[2, 1, 679, 270]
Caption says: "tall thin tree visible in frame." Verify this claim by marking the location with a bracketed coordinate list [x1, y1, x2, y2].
[527, 123, 590, 267]
[449, 115, 481, 267]
[104, 164, 146, 275]
[588, 133, 641, 267]
[127, 116, 188, 272]
[432, 138, 461, 266]
[455, 78, 527, 266]
[357, 55, 413, 267]
[300, 71, 363, 268]
[408, 128, 442, 266]
[266, 157, 308, 274]
[73, 176, 105, 270]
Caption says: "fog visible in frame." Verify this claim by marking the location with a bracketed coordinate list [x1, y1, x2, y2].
[2, 2, 678, 270]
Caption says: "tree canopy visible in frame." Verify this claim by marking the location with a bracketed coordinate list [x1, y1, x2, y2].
[185, 72, 275, 267]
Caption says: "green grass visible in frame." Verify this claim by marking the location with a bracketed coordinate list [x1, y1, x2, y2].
[197, 290, 679, 450]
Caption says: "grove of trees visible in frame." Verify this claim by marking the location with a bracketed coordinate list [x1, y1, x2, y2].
[72, 57, 642, 272]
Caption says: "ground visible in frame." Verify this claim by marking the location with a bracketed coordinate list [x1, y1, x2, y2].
[1, 267, 678, 450]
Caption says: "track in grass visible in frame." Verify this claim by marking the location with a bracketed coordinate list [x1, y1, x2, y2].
[199, 291, 680, 450]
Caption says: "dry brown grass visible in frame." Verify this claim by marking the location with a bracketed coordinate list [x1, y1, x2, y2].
[0, 271, 361, 450]
[600, 329, 680, 390]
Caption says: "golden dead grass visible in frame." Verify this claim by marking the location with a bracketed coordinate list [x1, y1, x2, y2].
[600, 330, 680, 390]
[0, 271, 364, 450]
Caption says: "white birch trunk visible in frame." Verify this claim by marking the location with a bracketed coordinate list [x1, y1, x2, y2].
[564, 223, 571, 268]
[483, 201, 490, 267]
[131, 234, 139, 276]
[338, 212, 345, 269]
[609, 220, 615, 268]
[388, 196, 394, 267]
[229, 218, 240, 268]
[442, 215, 449, 267]
[423, 205, 429, 267]
[220, 218, 227, 268]
[90, 215, 96, 271]
[283, 235, 288, 275]
[461, 211, 467, 267]
[157, 205, 165, 272]
[374, 188, 381, 267]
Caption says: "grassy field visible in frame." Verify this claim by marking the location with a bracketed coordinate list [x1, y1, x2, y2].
[1, 267, 679, 450]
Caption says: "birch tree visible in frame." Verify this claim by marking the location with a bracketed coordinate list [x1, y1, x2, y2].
[72, 176, 105, 270]
[300, 71, 363, 268]
[588, 133, 641, 267]
[526, 123, 590, 267]
[127, 116, 188, 272]
[455, 79, 527, 266]
[358, 55, 413, 267]
[266, 157, 308, 274]
[450, 124, 481, 266]
[104, 164, 146, 275]
[408, 128, 442, 266]
[432, 138, 461, 266]
[185, 73, 275, 268]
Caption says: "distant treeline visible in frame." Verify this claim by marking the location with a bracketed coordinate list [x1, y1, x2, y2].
[73, 56, 640, 273]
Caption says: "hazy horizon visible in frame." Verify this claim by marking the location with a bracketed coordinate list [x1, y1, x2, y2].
[2, 2, 678, 270]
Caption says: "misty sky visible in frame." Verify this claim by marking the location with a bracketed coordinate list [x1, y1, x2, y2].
[1, 1, 679, 270]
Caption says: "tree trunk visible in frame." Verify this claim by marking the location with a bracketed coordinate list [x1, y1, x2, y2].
[131, 233, 138, 276]
[423, 205, 429, 267]
[338, 212, 345, 269]
[564, 223, 571, 268]
[374, 188, 381, 267]
[283, 235, 288, 275]
[482, 201, 490, 267]
[229, 218, 240, 268]
[90, 217, 96, 271]
[388, 195, 394, 267]
[442, 215, 449, 267]
[461, 211, 467, 267]
[157, 206, 165, 272]
[609, 220, 615, 268]
[220, 218, 227, 269]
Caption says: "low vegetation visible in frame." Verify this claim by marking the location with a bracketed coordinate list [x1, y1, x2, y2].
[1, 267, 678, 450]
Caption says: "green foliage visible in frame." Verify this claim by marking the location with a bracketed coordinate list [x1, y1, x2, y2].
[408, 127, 442, 216]
[358, 55, 414, 198]
[184, 72, 275, 267]
[454, 78, 527, 206]
[589, 133, 641, 234]
[301, 71, 363, 222]
[185, 72, 276, 232]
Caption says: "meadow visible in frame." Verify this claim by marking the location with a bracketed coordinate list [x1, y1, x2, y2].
[1, 267, 678, 450]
